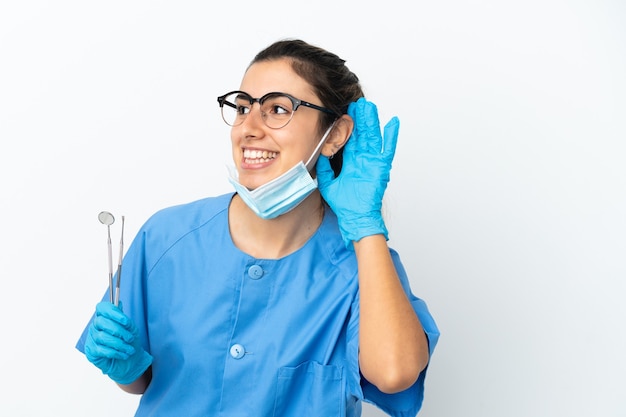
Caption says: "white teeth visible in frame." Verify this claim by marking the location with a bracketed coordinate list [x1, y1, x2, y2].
[243, 149, 277, 163]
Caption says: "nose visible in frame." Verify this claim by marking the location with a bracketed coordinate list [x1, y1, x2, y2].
[239, 102, 266, 134]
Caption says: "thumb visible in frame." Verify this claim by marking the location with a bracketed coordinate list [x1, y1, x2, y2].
[316, 155, 335, 185]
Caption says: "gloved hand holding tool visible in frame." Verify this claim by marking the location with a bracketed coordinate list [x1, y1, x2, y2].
[317, 97, 399, 248]
[84, 301, 153, 385]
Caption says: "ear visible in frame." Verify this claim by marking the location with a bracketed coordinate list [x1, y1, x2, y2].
[321, 114, 353, 157]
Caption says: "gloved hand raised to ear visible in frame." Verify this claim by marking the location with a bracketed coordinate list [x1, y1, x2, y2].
[84, 301, 153, 385]
[317, 97, 399, 248]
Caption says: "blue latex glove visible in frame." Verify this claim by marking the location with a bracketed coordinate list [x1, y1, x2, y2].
[317, 97, 399, 248]
[84, 301, 153, 385]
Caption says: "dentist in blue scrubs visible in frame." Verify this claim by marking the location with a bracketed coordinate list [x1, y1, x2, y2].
[77, 38, 439, 417]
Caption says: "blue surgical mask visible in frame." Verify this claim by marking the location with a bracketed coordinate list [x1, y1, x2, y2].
[228, 124, 334, 219]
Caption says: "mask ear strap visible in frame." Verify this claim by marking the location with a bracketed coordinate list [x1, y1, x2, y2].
[304, 122, 336, 171]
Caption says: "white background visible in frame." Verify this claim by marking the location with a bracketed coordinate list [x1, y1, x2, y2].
[1, 1, 625, 416]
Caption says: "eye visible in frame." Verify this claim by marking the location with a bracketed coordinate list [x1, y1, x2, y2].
[262, 95, 294, 117]
[231, 93, 253, 116]
[235, 104, 251, 115]
[268, 103, 290, 115]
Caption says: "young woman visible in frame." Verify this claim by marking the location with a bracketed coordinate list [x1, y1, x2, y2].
[77, 38, 439, 417]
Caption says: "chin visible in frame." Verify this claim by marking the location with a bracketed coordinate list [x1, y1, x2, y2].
[238, 178, 263, 191]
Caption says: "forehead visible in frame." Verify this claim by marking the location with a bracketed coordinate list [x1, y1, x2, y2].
[239, 59, 316, 100]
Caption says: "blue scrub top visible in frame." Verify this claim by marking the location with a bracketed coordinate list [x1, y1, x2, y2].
[77, 193, 439, 417]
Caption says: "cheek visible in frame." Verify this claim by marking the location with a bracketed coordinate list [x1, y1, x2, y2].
[230, 127, 243, 148]
[230, 133, 241, 162]
[283, 122, 321, 149]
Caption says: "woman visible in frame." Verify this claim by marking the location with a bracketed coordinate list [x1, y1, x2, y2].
[77, 38, 439, 416]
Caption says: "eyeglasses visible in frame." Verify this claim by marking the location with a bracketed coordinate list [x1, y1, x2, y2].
[217, 90, 338, 129]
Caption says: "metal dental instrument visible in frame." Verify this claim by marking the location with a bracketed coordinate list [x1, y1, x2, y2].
[114, 216, 125, 307]
[98, 211, 115, 303]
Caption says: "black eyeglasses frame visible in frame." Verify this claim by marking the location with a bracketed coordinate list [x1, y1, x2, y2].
[217, 90, 338, 128]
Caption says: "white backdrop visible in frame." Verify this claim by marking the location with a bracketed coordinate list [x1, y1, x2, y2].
[1, 1, 624, 416]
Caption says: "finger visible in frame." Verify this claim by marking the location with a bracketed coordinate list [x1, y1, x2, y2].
[95, 301, 130, 327]
[86, 340, 133, 361]
[382, 117, 400, 158]
[87, 329, 135, 358]
[349, 98, 383, 154]
[361, 99, 382, 137]
[93, 315, 136, 343]
[347, 98, 368, 153]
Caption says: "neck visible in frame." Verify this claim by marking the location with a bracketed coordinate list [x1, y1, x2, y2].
[228, 190, 325, 259]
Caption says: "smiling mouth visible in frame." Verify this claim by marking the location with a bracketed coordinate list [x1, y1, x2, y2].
[243, 149, 278, 165]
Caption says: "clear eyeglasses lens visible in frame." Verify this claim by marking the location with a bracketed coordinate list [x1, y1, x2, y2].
[220, 92, 295, 129]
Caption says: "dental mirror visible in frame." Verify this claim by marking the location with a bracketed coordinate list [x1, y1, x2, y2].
[98, 211, 115, 302]
[98, 211, 115, 226]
